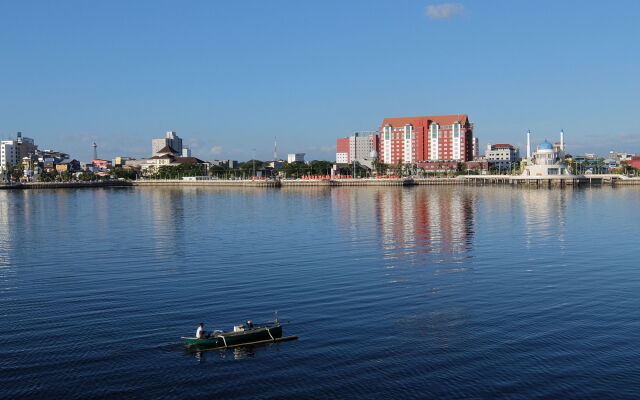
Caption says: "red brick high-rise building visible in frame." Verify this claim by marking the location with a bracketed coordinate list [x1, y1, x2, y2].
[379, 114, 474, 165]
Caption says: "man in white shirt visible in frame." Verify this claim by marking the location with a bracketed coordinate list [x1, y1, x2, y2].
[196, 322, 206, 339]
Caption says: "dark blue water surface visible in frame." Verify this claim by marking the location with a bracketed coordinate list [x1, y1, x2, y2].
[1, 186, 639, 399]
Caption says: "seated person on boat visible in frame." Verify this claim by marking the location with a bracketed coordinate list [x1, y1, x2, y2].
[196, 322, 207, 339]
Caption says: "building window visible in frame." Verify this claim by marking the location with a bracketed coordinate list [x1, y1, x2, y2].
[405, 124, 412, 139]
[453, 122, 460, 138]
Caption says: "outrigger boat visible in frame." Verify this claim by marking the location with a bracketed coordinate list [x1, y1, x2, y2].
[182, 313, 297, 349]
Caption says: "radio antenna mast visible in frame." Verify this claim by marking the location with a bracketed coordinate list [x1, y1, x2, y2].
[273, 136, 278, 161]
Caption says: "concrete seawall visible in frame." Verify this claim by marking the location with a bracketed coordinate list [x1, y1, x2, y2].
[2, 176, 639, 191]
[0, 181, 132, 190]
[132, 179, 280, 187]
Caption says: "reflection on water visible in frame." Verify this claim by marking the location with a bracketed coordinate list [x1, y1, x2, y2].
[146, 188, 187, 259]
[375, 188, 475, 256]
[520, 188, 569, 249]
[0, 192, 10, 267]
[334, 187, 476, 270]
[0, 193, 11, 293]
[331, 186, 478, 300]
[189, 344, 262, 363]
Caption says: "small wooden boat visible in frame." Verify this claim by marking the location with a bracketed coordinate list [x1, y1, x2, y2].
[182, 316, 297, 349]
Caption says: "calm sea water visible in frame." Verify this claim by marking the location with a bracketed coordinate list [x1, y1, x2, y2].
[1, 186, 639, 399]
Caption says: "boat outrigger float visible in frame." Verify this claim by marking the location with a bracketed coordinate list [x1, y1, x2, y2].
[182, 313, 297, 349]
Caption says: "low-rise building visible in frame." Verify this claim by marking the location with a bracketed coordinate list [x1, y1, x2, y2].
[141, 154, 209, 175]
[55, 159, 80, 173]
[37, 150, 69, 163]
[628, 156, 640, 170]
[609, 151, 635, 162]
[124, 159, 146, 169]
[112, 156, 135, 167]
[486, 143, 520, 170]
[416, 161, 461, 172]
[92, 159, 110, 171]
[210, 160, 238, 169]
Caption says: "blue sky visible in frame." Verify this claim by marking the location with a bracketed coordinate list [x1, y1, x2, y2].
[1, 0, 639, 161]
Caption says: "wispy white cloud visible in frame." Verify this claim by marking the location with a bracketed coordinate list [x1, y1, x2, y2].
[425, 3, 465, 20]
[210, 146, 223, 155]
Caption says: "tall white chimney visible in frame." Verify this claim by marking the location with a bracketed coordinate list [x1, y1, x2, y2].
[560, 129, 565, 152]
[526, 130, 531, 159]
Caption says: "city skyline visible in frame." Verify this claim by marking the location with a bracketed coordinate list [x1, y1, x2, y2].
[1, 0, 639, 160]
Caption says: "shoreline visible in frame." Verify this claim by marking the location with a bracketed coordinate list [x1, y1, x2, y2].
[2, 176, 640, 190]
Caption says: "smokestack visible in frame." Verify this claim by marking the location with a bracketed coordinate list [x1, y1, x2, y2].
[560, 129, 564, 152]
[526, 130, 531, 158]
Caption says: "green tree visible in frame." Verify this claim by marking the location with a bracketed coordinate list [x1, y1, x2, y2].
[372, 159, 388, 176]
[9, 163, 25, 181]
[38, 170, 58, 182]
[152, 163, 205, 179]
[458, 162, 467, 176]
[59, 171, 73, 182]
[110, 167, 138, 180]
[78, 172, 95, 181]
[208, 165, 228, 178]
[281, 161, 309, 178]
[238, 160, 265, 177]
[308, 160, 333, 176]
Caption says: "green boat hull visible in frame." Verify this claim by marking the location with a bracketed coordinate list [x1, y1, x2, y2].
[182, 325, 283, 347]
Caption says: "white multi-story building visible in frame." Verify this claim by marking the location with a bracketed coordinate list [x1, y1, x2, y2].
[485, 143, 520, 170]
[1, 132, 37, 172]
[287, 153, 305, 163]
[1, 141, 16, 172]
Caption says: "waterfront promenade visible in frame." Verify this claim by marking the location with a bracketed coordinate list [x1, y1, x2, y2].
[2, 175, 640, 190]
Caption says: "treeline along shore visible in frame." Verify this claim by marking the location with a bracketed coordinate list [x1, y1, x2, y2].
[2, 176, 640, 190]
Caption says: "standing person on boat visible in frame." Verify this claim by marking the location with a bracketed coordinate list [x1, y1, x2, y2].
[196, 323, 206, 339]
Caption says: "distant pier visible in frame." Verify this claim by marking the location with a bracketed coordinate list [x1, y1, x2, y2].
[460, 174, 640, 187]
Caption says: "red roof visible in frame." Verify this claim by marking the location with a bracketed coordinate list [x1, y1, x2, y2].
[156, 145, 177, 154]
[381, 114, 469, 128]
[491, 143, 514, 149]
[174, 157, 205, 164]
